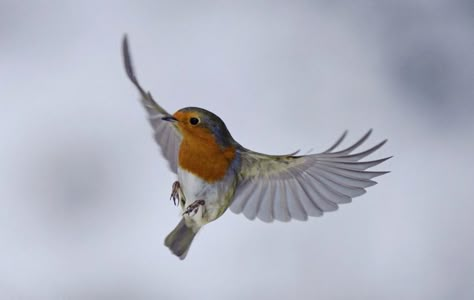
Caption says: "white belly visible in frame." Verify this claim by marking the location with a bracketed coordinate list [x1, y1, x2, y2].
[177, 167, 236, 226]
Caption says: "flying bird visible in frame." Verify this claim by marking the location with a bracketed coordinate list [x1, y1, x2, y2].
[122, 36, 391, 259]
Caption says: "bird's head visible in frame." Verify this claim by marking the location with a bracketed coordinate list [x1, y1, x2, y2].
[162, 107, 235, 148]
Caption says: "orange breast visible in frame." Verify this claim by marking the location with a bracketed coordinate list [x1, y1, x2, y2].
[178, 132, 236, 183]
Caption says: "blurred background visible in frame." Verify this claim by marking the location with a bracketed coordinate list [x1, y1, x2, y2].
[1, 1, 473, 299]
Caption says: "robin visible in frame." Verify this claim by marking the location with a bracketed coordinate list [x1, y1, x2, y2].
[122, 36, 391, 260]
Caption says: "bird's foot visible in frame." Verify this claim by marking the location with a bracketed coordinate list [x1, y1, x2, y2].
[170, 181, 181, 206]
[183, 200, 205, 217]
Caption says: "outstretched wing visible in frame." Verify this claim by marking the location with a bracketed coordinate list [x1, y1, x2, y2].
[230, 130, 391, 222]
[122, 36, 182, 173]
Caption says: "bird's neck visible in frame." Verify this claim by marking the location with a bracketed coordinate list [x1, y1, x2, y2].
[178, 135, 236, 183]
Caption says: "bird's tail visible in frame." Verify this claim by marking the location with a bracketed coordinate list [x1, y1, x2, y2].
[164, 218, 199, 260]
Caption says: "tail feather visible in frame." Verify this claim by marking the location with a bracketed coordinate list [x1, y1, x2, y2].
[164, 218, 198, 260]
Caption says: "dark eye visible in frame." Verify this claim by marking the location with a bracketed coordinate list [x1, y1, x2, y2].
[189, 117, 200, 125]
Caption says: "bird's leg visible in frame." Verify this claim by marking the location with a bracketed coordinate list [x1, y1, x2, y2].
[182, 200, 205, 217]
[170, 181, 182, 206]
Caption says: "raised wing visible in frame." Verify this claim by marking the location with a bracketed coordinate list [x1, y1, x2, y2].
[230, 130, 391, 222]
[122, 36, 182, 173]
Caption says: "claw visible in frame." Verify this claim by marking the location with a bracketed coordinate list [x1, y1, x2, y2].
[183, 200, 205, 217]
[170, 181, 181, 206]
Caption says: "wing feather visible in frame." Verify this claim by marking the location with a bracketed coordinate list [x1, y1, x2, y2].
[327, 140, 388, 162]
[286, 178, 309, 221]
[257, 180, 275, 222]
[229, 180, 251, 214]
[311, 171, 366, 198]
[293, 175, 324, 217]
[303, 171, 349, 205]
[313, 167, 377, 188]
[322, 130, 348, 153]
[273, 180, 291, 222]
[242, 180, 264, 220]
[302, 172, 340, 210]
[323, 129, 372, 155]
[230, 131, 390, 222]
[315, 164, 389, 180]
[316, 157, 391, 171]
[122, 36, 181, 173]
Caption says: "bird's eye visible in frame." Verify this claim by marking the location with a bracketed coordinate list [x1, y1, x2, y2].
[189, 117, 200, 125]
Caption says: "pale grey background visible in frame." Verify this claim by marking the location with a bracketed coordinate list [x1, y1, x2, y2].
[1, 1, 473, 299]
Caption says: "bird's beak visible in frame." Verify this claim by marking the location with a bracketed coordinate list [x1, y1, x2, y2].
[162, 115, 178, 122]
